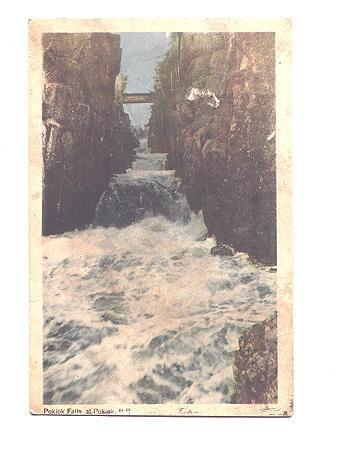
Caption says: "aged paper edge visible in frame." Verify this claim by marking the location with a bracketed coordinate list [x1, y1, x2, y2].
[29, 18, 293, 417]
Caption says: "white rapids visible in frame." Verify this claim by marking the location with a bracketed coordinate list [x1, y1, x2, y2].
[43, 142, 276, 405]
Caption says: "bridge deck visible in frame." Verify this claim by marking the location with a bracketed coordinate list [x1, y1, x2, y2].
[122, 93, 154, 104]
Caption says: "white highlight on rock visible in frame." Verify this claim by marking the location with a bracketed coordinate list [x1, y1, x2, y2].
[186, 87, 220, 108]
[267, 130, 276, 141]
[45, 118, 62, 128]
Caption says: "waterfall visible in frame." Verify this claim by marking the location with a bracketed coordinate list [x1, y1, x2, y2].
[95, 140, 193, 229]
[42, 139, 276, 405]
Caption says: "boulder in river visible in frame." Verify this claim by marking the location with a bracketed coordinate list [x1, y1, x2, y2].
[210, 244, 235, 257]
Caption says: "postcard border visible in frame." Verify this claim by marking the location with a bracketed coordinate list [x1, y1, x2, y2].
[29, 18, 292, 417]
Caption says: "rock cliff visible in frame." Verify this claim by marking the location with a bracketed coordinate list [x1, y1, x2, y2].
[149, 33, 276, 265]
[42, 33, 139, 235]
[232, 315, 277, 404]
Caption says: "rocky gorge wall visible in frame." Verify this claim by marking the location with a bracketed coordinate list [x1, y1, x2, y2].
[42, 33, 139, 235]
[149, 33, 276, 265]
[232, 315, 277, 404]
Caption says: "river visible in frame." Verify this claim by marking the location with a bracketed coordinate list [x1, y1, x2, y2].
[42, 140, 276, 405]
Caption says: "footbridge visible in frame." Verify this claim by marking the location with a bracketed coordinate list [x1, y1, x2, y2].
[121, 93, 155, 104]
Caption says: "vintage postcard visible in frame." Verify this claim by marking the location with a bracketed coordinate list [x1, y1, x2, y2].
[29, 18, 292, 416]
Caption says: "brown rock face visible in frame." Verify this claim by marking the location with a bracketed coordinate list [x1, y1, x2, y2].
[149, 33, 276, 264]
[231, 315, 277, 404]
[42, 33, 139, 235]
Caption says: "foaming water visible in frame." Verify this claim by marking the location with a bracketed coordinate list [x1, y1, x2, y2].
[43, 146, 276, 405]
[129, 138, 167, 171]
[95, 142, 189, 229]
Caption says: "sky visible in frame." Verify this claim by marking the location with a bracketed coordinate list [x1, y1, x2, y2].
[119, 32, 170, 128]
